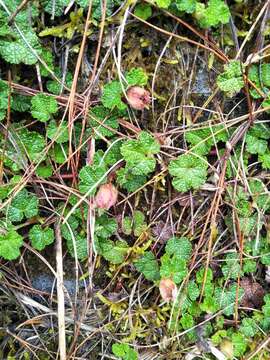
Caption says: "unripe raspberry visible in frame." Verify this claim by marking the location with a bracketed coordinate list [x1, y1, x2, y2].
[126, 86, 150, 110]
[95, 183, 118, 210]
[159, 278, 177, 302]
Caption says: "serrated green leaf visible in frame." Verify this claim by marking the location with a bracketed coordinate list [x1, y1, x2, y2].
[261, 63, 270, 87]
[134, 251, 160, 281]
[112, 343, 138, 360]
[66, 234, 88, 259]
[259, 151, 270, 169]
[29, 225, 54, 251]
[126, 68, 148, 86]
[46, 70, 73, 94]
[116, 168, 147, 192]
[134, 3, 152, 20]
[121, 132, 160, 176]
[42, 0, 70, 16]
[187, 280, 200, 301]
[156, 0, 171, 8]
[180, 313, 194, 329]
[18, 128, 46, 163]
[176, 0, 197, 13]
[168, 154, 207, 192]
[221, 252, 241, 280]
[31, 94, 58, 122]
[36, 164, 53, 178]
[6, 189, 39, 222]
[165, 237, 192, 260]
[47, 120, 69, 143]
[160, 253, 187, 284]
[96, 238, 129, 264]
[95, 214, 117, 239]
[0, 30, 41, 65]
[101, 81, 126, 110]
[231, 333, 247, 357]
[215, 284, 244, 316]
[49, 143, 68, 164]
[217, 60, 244, 95]
[0, 223, 23, 260]
[11, 94, 31, 112]
[89, 106, 119, 138]
[249, 178, 270, 212]
[79, 154, 107, 194]
[0, 80, 9, 121]
[195, 0, 230, 28]
[246, 134, 267, 154]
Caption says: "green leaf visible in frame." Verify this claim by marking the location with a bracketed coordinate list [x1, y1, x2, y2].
[165, 237, 192, 260]
[0, 80, 9, 121]
[31, 94, 58, 122]
[176, 0, 197, 13]
[39, 48, 55, 77]
[79, 155, 107, 194]
[60, 214, 79, 241]
[221, 253, 241, 280]
[239, 318, 258, 337]
[18, 128, 46, 163]
[168, 154, 208, 192]
[248, 124, 270, 140]
[5, 0, 39, 24]
[121, 132, 160, 176]
[112, 343, 138, 360]
[47, 120, 69, 143]
[135, 251, 160, 281]
[200, 295, 219, 313]
[6, 189, 39, 222]
[0, 223, 23, 260]
[231, 333, 247, 357]
[195, 0, 230, 28]
[29, 225, 54, 251]
[104, 140, 123, 166]
[46, 70, 73, 94]
[243, 258, 257, 274]
[42, 0, 70, 16]
[96, 238, 129, 264]
[261, 63, 270, 87]
[185, 126, 228, 155]
[0, 29, 41, 65]
[249, 178, 270, 212]
[122, 217, 132, 235]
[215, 284, 244, 316]
[0, 176, 22, 200]
[187, 281, 200, 301]
[137, 131, 160, 154]
[134, 3, 152, 20]
[116, 168, 147, 192]
[101, 81, 126, 110]
[66, 234, 88, 259]
[155, 0, 171, 8]
[49, 143, 68, 164]
[196, 267, 213, 283]
[126, 68, 148, 86]
[11, 94, 31, 112]
[259, 150, 270, 169]
[180, 313, 194, 329]
[246, 134, 267, 154]
[160, 253, 187, 284]
[95, 214, 117, 239]
[89, 106, 119, 138]
[36, 164, 53, 178]
[217, 60, 244, 95]
[133, 210, 147, 236]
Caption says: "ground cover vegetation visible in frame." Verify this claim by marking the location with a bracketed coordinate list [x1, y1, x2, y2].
[0, 0, 270, 359]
